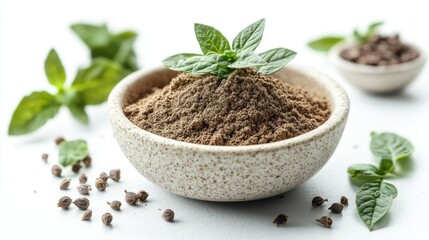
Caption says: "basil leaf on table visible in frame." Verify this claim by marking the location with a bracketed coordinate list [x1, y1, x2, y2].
[71, 23, 138, 72]
[257, 48, 297, 74]
[232, 19, 265, 53]
[307, 36, 345, 52]
[45, 49, 66, 89]
[347, 164, 384, 179]
[370, 132, 414, 162]
[356, 180, 397, 230]
[72, 59, 126, 105]
[8, 91, 61, 135]
[59, 140, 89, 167]
[194, 23, 231, 54]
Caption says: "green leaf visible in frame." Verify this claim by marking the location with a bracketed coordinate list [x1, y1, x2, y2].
[194, 23, 230, 54]
[66, 101, 89, 124]
[8, 91, 61, 135]
[162, 53, 202, 69]
[370, 132, 414, 161]
[228, 51, 266, 68]
[72, 23, 138, 71]
[45, 49, 66, 89]
[257, 48, 297, 74]
[366, 21, 383, 38]
[356, 180, 397, 230]
[58, 140, 88, 167]
[348, 164, 384, 179]
[163, 54, 219, 75]
[71, 23, 110, 48]
[379, 159, 394, 174]
[307, 36, 345, 52]
[72, 59, 126, 105]
[232, 19, 265, 52]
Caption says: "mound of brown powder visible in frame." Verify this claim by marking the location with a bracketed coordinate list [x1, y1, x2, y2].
[124, 68, 330, 146]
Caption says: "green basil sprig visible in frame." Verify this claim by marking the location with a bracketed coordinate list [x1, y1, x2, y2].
[9, 23, 139, 135]
[347, 132, 413, 231]
[163, 19, 297, 79]
[308, 21, 383, 52]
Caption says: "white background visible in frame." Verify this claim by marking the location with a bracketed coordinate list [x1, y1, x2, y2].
[1, 0, 428, 239]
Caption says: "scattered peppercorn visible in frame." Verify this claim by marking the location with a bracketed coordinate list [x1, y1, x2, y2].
[124, 190, 139, 205]
[95, 178, 107, 191]
[57, 196, 72, 209]
[99, 172, 109, 182]
[328, 203, 344, 214]
[73, 198, 90, 210]
[41, 153, 48, 162]
[82, 156, 92, 167]
[162, 209, 175, 222]
[81, 210, 92, 221]
[109, 169, 121, 182]
[272, 214, 288, 225]
[312, 196, 328, 207]
[55, 136, 65, 145]
[102, 213, 113, 225]
[59, 178, 71, 190]
[79, 173, 88, 184]
[316, 216, 333, 228]
[72, 162, 82, 173]
[77, 184, 92, 195]
[341, 196, 348, 206]
[51, 165, 62, 177]
[107, 201, 122, 211]
[137, 190, 149, 202]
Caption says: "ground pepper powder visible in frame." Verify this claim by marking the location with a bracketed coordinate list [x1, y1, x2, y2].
[124, 68, 330, 146]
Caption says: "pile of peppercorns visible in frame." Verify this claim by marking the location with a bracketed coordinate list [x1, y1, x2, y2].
[273, 195, 348, 228]
[43, 137, 175, 226]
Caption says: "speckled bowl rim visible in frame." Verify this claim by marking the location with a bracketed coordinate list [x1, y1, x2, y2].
[329, 42, 426, 74]
[108, 65, 350, 153]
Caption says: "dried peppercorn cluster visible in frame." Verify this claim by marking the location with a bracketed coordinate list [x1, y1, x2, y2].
[272, 195, 349, 228]
[44, 136, 176, 226]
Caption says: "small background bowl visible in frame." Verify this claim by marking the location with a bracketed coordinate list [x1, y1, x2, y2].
[108, 66, 350, 202]
[330, 42, 426, 93]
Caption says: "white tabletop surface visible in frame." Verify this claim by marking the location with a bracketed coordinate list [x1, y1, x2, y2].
[1, 0, 428, 239]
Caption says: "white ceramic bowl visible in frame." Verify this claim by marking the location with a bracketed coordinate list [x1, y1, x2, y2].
[330, 43, 426, 93]
[108, 66, 350, 202]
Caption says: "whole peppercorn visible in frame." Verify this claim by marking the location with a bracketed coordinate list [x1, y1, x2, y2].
[341, 196, 349, 206]
[41, 153, 49, 162]
[57, 196, 72, 209]
[59, 178, 71, 190]
[102, 213, 113, 225]
[51, 165, 62, 177]
[81, 210, 92, 221]
[82, 156, 92, 167]
[124, 190, 139, 205]
[95, 178, 107, 191]
[328, 203, 344, 214]
[272, 214, 288, 225]
[99, 172, 109, 182]
[137, 191, 149, 202]
[55, 136, 65, 145]
[72, 163, 82, 173]
[107, 201, 122, 211]
[162, 209, 175, 222]
[316, 216, 333, 228]
[77, 184, 92, 195]
[79, 173, 88, 184]
[312, 196, 328, 207]
[109, 169, 121, 182]
[73, 198, 90, 210]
